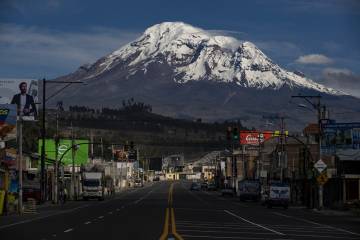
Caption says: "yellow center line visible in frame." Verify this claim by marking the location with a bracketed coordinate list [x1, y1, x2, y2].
[171, 208, 184, 240]
[159, 208, 169, 240]
[160, 182, 183, 240]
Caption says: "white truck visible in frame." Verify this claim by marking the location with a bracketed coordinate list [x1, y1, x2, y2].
[263, 181, 290, 209]
[82, 172, 104, 201]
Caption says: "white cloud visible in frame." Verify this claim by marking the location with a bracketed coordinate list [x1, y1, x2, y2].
[295, 54, 333, 65]
[0, 23, 141, 78]
[323, 67, 352, 75]
[319, 67, 360, 98]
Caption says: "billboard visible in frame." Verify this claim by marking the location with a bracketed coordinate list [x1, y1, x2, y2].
[0, 104, 17, 141]
[38, 139, 89, 166]
[113, 149, 127, 161]
[0, 79, 39, 121]
[240, 131, 273, 145]
[321, 122, 360, 160]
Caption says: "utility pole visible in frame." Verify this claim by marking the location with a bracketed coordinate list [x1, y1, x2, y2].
[90, 130, 94, 164]
[54, 135, 59, 204]
[100, 137, 104, 162]
[257, 132, 261, 179]
[280, 117, 285, 182]
[111, 144, 114, 162]
[40, 79, 84, 204]
[291, 95, 323, 209]
[242, 145, 246, 179]
[18, 117, 23, 214]
[54, 126, 59, 204]
[54, 101, 61, 204]
[317, 100, 324, 210]
[232, 141, 235, 189]
[137, 146, 140, 180]
[41, 78, 46, 203]
[71, 122, 76, 200]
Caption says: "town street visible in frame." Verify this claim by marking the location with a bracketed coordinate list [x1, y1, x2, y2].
[1, 181, 360, 240]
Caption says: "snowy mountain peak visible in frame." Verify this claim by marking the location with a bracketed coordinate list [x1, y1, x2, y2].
[95, 22, 344, 95]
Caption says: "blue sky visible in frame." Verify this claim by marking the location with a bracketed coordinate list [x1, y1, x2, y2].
[1, 0, 359, 95]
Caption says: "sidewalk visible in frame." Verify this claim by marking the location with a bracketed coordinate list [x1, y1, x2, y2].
[215, 188, 360, 217]
[0, 182, 155, 227]
[0, 190, 127, 227]
[312, 208, 360, 217]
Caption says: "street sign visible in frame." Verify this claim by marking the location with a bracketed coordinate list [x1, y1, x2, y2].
[317, 172, 328, 185]
[314, 159, 327, 173]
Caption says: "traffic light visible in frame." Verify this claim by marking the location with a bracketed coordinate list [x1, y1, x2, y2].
[124, 141, 129, 152]
[226, 127, 232, 141]
[232, 127, 239, 140]
[128, 150, 137, 161]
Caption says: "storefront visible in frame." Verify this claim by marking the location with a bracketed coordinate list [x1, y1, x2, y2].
[343, 175, 360, 202]
[0, 166, 7, 215]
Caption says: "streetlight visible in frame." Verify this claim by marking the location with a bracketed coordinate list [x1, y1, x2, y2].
[40, 79, 84, 203]
[291, 95, 324, 210]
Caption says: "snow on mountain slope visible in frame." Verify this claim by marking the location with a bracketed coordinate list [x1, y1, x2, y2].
[91, 22, 344, 95]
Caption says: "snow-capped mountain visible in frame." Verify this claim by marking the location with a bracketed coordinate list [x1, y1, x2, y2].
[53, 22, 359, 129]
[85, 22, 342, 95]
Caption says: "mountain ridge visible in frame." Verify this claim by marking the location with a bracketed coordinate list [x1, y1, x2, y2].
[51, 22, 360, 129]
[78, 22, 344, 95]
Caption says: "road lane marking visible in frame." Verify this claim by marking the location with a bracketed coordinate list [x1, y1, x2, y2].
[180, 235, 269, 239]
[175, 207, 223, 212]
[177, 220, 272, 226]
[160, 208, 170, 240]
[160, 183, 183, 240]
[202, 191, 212, 195]
[176, 225, 259, 230]
[288, 234, 360, 239]
[64, 228, 73, 233]
[98, 216, 104, 219]
[187, 189, 210, 206]
[171, 208, 184, 240]
[134, 189, 154, 204]
[273, 212, 360, 236]
[179, 229, 277, 235]
[0, 204, 90, 230]
[168, 183, 174, 205]
[84, 221, 91, 225]
[108, 211, 113, 214]
[224, 210, 285, 236]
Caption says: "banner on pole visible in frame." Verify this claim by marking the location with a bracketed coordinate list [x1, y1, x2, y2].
[0, 79, 39, 121]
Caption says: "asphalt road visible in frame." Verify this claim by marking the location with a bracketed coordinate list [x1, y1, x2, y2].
[1, 180, 360, 240]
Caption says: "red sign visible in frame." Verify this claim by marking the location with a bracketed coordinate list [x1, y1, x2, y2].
[240, 131, 273, 145]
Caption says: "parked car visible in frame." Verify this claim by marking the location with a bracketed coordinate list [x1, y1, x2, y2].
[238, 180, 261, 202]
[153, 176, 160, 181]
[190, 182, 201, 191]
[134, 179, 144, 188]
[221, 188, 235, 197]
